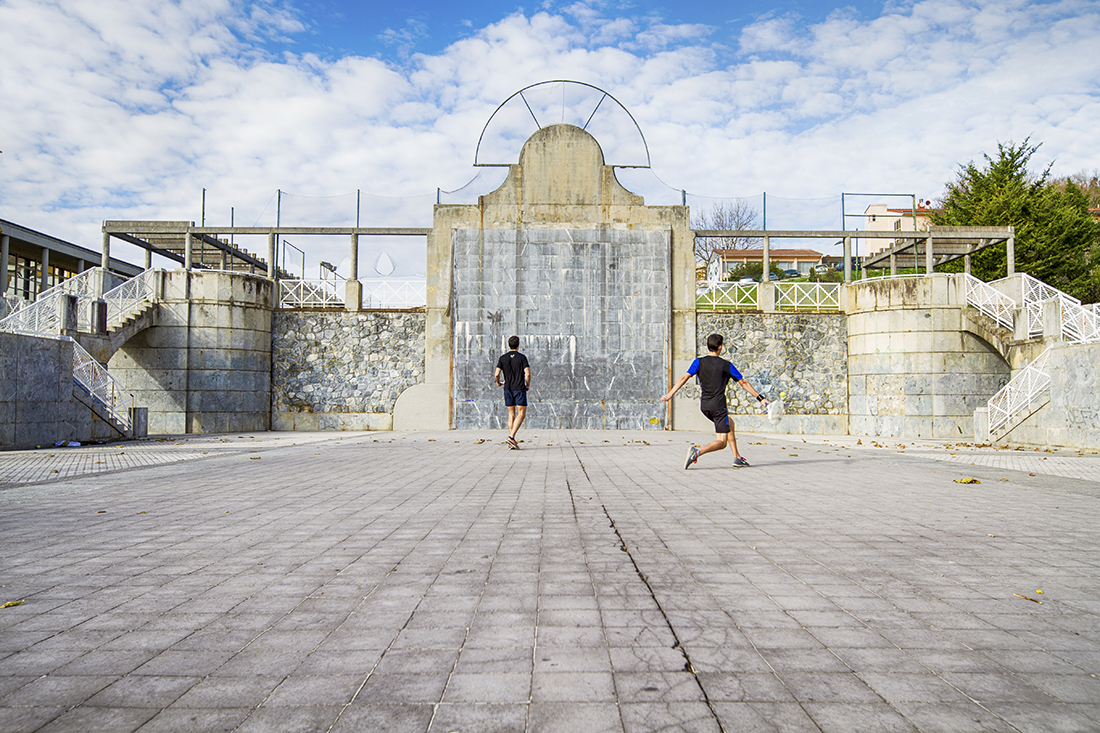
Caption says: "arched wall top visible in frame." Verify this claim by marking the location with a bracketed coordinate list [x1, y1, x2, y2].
[474, 80, 651, 169]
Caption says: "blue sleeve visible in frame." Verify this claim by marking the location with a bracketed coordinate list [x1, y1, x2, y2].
[730, 362, 742, 381]
[687, 358, 700, 376]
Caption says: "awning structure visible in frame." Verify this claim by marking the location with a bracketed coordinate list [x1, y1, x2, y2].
[862, 226, 1014, 271]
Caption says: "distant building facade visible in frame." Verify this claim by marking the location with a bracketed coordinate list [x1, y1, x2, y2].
[860, 202, 936, 258]
[710, 248, 824, 279]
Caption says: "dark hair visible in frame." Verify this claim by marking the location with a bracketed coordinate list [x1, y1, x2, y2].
[706, 333, 723, 352]
[508, 335, 520, 349]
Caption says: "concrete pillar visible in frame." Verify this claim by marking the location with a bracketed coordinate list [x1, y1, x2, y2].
[220, 248, 227, 271]
[0, 234, 9, 296]
[40, 247, 50, 295]
[1043, 298, 1063, 342]
[843, 236, 852, 283]
[130, 407, 149, 438]
[924, 234, 933, 275]
[889, 251, 897, 277]
[1006, 236, 1015, 275]
[761, 235, 770, 283]
[758, 281, 775, 313]
[1013, 306, 1030, 341]
[101, 231, 110, 269]
[267, 232, 276, 280]
[345, 231, 362, 311]
[145, 248, 153, 270]
[973, 407, 989, 443]
[76, 258, 85, 274]
[964, 252, 971, 275]
[60, 294, 78, 335]
[184, 231, 193, 271]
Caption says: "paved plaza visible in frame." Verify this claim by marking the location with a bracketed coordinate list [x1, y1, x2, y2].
[1, 430, 1099, 732]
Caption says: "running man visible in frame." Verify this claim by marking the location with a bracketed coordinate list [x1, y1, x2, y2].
[494, 335, 531, 449]
[662, 333, 768, 468]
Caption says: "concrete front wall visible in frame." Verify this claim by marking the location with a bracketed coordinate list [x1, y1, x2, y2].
[422, 123, 694, 430]
[108, 270, 272, 435]
[845, 275, 1011, 439]
[0, 332, 120, 449]
[1002, 341, 1100, 449]
[271, 310, 425, 431]
[685, 312, 848, 435]
[452, 228, 670, 430]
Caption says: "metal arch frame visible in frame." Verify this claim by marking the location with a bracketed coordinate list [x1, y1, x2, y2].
[473, 80, 652, 169]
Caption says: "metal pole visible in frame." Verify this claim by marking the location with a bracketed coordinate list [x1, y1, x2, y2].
[0, 234, 9, 296]
[357, 189, 361, 228]
[762, 192, 767, 231]
[841, 193, 846, 231]
[201, 188, 206, 227]
[681, 189, 686, 206]
[762, 235, 770, 282]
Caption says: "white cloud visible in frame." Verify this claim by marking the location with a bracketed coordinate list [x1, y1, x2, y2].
[1, 0, 1098, 272]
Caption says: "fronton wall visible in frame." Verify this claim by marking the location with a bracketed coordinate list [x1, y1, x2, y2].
[271, 311, 425, 431]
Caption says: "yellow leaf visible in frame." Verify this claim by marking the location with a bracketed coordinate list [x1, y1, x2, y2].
[954, 478, 980, 484]
[1, 599, 25, 609]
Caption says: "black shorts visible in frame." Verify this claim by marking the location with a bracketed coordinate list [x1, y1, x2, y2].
[702, 408, 730, 434]
[504, 389, 528, 407]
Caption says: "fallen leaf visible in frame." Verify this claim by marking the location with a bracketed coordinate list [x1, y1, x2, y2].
[954, 478, 980, 484]
[649, 417, 660, 425]
[1013, 593, 1042, 604]
[1, 599, 25, 609]
[249, 457, 260, 460]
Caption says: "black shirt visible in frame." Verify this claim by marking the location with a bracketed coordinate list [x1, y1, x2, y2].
[497, 351, 530, 391]
[689, 355, 742, 412]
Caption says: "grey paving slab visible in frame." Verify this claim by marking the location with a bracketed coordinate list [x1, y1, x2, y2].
[0, 429, 1099, 732]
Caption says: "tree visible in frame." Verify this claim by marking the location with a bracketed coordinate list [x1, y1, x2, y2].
[722, 261, 784, 282]
[692, 200, 762, 279]
[933, 140, 1100, 303]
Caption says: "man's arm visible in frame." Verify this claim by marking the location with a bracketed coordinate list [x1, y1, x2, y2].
[661, 372, 692, 402]
[737, 378, 768, 407]
[523, 366, 531, 389]
[494, 366, 503, 387]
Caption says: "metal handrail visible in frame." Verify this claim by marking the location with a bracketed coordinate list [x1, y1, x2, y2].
[71, 339, 133, 433]
[363, 280, 426, 309]
[963, 274, 1015, 330]
[0, 290, 64, 335]
[1060, 299, 1100, 343]
[987, 346, 1052, 436]
[1019, 273, 1079, 338]
[696, 281, 758, 310]
[775, 282, 840, 311]
[278, 279, 345, 308]
[104, 269, 157, 323]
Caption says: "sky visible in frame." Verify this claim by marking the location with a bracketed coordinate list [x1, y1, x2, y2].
[2, 0, 1099, 277]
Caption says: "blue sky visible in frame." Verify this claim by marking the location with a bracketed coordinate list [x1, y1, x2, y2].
[1, 0, 1098, 276]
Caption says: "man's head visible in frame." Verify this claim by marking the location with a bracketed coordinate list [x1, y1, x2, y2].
[508, 335, 520, 350]
[706, 333, 723, 353]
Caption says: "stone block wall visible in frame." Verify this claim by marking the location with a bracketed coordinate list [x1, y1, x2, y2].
[271, 310, 425, 431]
[109, 271, 273, 435]
[690, 312, 848, 434]
[1002, 341, 1100, 449]
[0, 332, 120, 449]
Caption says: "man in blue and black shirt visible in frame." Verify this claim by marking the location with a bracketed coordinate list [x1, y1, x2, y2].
[662, 333, 768, 469]
[494, 335, 531, 449]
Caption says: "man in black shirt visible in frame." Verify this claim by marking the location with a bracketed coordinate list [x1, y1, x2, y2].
[662, 333, 768, 468]
[494, 335, 531, 449]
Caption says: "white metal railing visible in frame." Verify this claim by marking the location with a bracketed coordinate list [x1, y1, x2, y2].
[775, 282, 840, 311]
[2, 294, 28, 318]
[363, 280, 426, 309]
[71, 339, 133, 433]
[987, 345, 1052, 436]
[104, 268, 158, 323]
[696, 281, 758, 310]
[0, 290, 65, 335]
[1061, 299, 1100, 343]
[1019, 273, 1078, 338]
[964, 274, 1015, 330]
[278, 279, 345, 308]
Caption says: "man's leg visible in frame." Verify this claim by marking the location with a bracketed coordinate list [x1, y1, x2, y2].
[697, 433, 728, 457]
[507, 405, 517, 436]
[513, 405, 527, 438]
[727, 422, 742, 458]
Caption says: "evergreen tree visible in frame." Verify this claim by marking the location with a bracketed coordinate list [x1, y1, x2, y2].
[933, 140, 1100, 303]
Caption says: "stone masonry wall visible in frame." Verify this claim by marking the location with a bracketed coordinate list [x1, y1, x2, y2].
[694, 312, 849, 419]
[272, 311, 425, 430]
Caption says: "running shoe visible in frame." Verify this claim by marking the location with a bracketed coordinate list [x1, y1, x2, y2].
[684, 446, 699, 469]
[508, 436, 519, 450]
[733, 456, 750, 467]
